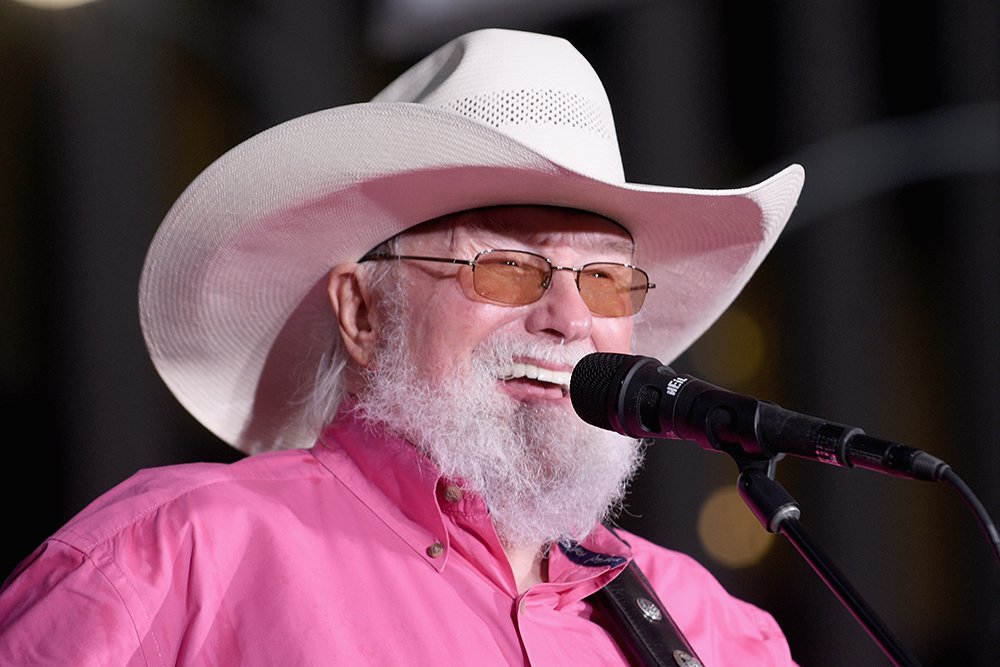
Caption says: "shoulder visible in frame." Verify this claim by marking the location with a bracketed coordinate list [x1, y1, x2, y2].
[617, 526, 764, 613]
[52, 448, 329, 554]
[614, 527, 722, 587]
[0, 449, 336, 664]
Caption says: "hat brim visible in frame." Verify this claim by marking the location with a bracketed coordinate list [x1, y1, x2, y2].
[139, 103, 804, 453]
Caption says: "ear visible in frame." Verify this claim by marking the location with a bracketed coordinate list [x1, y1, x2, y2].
[327, 264, 378, 367]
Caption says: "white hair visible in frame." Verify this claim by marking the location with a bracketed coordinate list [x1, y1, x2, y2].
[302, 236, 401, 438]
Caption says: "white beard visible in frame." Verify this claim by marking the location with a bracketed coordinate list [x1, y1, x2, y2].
[352, 285, 644, 551]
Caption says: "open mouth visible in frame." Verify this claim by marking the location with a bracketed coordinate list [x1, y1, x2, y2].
[497, 362, 572, 397]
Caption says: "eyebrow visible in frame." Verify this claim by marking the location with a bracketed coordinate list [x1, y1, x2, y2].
[461, 210, 637, 258]
[581, 236, 636, 257]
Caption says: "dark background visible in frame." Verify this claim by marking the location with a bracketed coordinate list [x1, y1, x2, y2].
[2, 1, 997, 665]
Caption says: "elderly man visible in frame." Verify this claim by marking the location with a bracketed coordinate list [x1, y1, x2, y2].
[1, 29, 803, 665]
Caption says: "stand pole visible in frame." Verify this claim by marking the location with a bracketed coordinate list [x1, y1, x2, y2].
[737, 462, 922, 667]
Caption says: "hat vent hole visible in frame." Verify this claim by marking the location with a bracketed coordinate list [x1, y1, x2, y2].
[446, 89, 612, 140]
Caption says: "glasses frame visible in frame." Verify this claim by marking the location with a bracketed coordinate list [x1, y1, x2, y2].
[359, 248, 655, 317]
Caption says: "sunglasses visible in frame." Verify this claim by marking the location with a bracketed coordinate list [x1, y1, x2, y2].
[359, 248, 655, 317]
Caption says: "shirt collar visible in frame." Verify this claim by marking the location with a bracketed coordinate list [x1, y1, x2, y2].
[311, 400, 634, 588]
[312, 401, 452, 571]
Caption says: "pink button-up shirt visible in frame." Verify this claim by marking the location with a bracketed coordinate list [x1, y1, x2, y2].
[1, 410, 795, 665]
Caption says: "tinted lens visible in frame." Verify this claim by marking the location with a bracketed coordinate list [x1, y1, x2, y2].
[577, 263, 649, 317]
[472, 250, 550, 305]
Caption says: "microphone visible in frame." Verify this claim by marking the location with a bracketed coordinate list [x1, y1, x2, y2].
[571, 352, 950, 481]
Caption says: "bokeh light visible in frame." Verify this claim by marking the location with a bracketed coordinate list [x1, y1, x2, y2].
[687, 307, 766, 387]
[697, 485, 776, 568]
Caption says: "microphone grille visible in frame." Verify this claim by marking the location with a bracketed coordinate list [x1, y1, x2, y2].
[570, 352, 632, 431]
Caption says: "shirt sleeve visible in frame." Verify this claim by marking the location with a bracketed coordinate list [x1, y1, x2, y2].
[0, 540, 149, 666]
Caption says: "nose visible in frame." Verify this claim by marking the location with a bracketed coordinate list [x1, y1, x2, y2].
[523, 269, 592, 342]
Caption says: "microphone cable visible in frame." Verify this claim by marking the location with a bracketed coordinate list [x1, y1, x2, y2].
[940, 467, 1000, 563]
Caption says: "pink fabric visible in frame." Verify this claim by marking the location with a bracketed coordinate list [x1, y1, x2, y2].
[1, 410, 795, 665]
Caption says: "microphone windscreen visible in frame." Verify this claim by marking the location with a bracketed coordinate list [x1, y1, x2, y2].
[570, 352, 631, 430]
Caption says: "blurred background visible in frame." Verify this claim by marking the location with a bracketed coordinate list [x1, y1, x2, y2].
[1, 0, 997, 664]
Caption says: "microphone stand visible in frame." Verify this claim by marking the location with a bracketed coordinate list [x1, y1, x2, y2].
[732, 454, 922, 667]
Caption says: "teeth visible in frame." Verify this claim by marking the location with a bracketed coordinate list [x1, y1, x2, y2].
[500, 363, 572, 390]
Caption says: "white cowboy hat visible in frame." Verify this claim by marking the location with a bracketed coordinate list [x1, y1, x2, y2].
[139, 28, 804, 454]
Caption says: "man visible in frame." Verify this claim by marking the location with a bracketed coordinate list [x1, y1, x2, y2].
[0, 28, 803, 665]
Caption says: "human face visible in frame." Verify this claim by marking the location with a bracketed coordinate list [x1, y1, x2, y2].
[352, 207, 645, 549]
[383, 206, 636, 407]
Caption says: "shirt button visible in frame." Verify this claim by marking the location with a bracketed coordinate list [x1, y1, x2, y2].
[443, 485, 463, 503]
[426, 541, 445, 558]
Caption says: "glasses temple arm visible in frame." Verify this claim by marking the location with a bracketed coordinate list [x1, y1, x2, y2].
[359, 253, 475, 267]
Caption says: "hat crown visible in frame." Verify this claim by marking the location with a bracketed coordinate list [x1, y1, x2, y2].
[372, 29, 625, 182]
